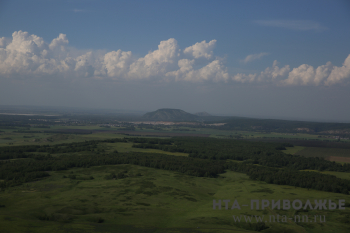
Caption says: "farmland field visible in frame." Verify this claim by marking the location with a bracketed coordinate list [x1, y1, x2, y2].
[295, 147, 350, 159]
[282, 146, 305, 155]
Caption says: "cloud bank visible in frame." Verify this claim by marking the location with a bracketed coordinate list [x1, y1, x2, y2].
[233, 58, 350, 86]
[0, 31, 227, 82]
[0, 31, 349, 86]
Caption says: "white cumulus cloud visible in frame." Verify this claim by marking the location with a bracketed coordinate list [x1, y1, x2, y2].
[242, 52, 269, 63]
[99, 50, 133, 78]
[233, 56, 350, 86]
[166, 59, 229, 82]
[282, 62, 333, 86]
[233, 60, 290, 83]
[281, 56, 350, 86]
[325, 55, 350, 86]
[49, 33, 69, 50]
[128, 38, 178, 79]
[0, 31, 94, 78]
[0, 31, 228, 83]
[1, 30, 349, 86]
[0, 37, 10, 48]
[183, 40, 216, 59]
[165, 59, 195, 81]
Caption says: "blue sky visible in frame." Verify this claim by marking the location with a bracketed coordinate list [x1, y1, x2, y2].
[0, 0, 350, 122]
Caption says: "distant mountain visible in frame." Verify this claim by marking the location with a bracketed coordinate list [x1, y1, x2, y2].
[195, 112, 212, 117]
[143, 109, 199, 121]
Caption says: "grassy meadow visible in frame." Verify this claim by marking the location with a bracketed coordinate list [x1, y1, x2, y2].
[282, 146, 305, 155]
[1, 164, 350, 233]
[2, 124, 347, 148]
[1, 124, 350, 232]
[295, 147, 350, 158]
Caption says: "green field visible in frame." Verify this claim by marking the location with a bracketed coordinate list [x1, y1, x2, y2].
[301, 169, 350, 179]
[1, 164, 350, 233]
[282, 146, 305, 155]
[1, 124, 347, 148]
[2, 121, 350, 233]
[295, 147, 350, 158]
[103, 142, 189, 156]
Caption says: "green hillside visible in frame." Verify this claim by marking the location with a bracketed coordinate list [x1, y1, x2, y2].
[143, 109, 200, 121]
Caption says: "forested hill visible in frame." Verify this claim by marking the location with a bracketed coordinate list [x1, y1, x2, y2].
[218, 117, 350, 134]
[143, 109, 200, 121]
[194, 112, 211, 116]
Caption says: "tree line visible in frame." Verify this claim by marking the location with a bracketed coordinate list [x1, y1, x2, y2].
[131, 137, 350, 172]
[0, 151, 225, 190]
[0, 138, 128, 160]
[1, 137, 350, 195]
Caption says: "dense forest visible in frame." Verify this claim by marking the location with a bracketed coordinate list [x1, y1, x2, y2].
[1, 137, 350, 195]
[132, 137, 350, 172]
[215, 117, 350, 135]
[0, 152, 225, 190]
[227, 162, 350, 194]
[0, 140, 103, 160]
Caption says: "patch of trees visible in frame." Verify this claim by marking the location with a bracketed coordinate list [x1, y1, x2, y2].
[1, 137, 350, 195]
[0, 151, 225, 190]
[227, 162, 350, 194]
[130, 138, 173, 145]
[218, 117, 350, 134]
[0, 142, 97, 158]
[0, 115, 59, 127]
[248, 138, 350, 149]
[0, 138, 128, 160]
[14, 130, 43, 133]
[43, 130, 93, 134]
[132, 137, 350, 172]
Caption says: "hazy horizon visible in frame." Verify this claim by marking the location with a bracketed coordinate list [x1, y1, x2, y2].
[1, 104, 349, 124]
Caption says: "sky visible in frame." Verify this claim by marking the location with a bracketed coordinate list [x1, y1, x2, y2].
[0, 0, 350, 122]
